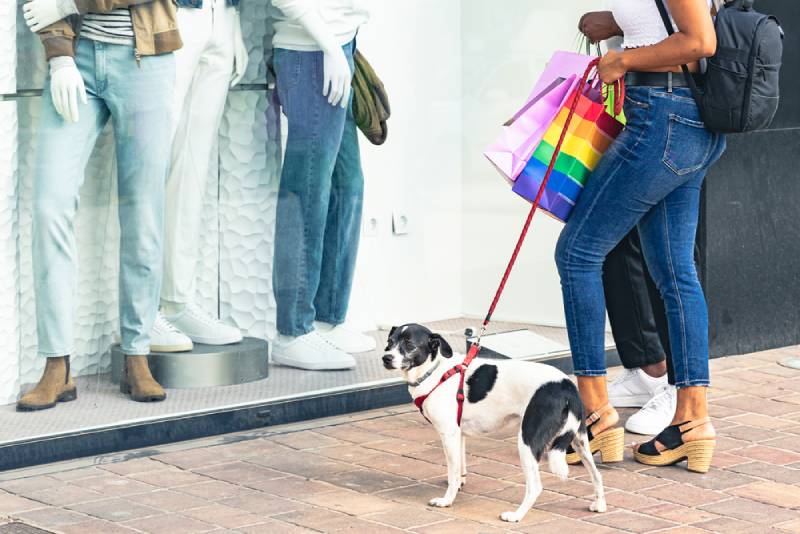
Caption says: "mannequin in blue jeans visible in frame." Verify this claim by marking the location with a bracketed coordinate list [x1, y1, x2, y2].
[270, 0, 372, 370]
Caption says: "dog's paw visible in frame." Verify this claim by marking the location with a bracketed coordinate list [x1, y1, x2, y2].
[428, 497, 453, 508]
[590, 498, 607, 513]
[500, 511, 523, 523]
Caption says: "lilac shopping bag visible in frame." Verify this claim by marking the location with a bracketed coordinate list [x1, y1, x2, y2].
[484, 51, 597, 182]
[484, 74, 579, 183]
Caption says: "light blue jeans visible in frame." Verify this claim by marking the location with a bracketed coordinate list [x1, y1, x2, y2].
[272, 40, 364, 336]
[555, 87, 726, 388]
[33, 39, 175, 356]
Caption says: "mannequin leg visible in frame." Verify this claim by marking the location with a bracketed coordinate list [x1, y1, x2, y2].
[314, 88, 364, 325]
[104, 44, 175, 356]
[161, 4, 215, 308]
[272, 47, 349, 336]
[33, 40, 110, 358]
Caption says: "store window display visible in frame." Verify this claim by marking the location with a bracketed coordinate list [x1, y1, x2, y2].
[153, 0, 249, 351]
[269, 0, 375, 371]
[17, 0, 181, 410]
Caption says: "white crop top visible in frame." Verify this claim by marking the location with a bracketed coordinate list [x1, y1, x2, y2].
[611, 0, 713, 49]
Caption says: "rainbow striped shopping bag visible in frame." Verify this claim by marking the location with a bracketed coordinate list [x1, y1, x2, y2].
[512, 82, 625, 222]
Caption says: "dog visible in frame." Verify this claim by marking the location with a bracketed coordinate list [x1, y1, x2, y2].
[382, 323, 606, 523]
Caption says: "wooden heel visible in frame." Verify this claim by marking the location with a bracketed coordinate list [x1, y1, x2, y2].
[685, 440, 715, 473]
[596, 427, 625, 463]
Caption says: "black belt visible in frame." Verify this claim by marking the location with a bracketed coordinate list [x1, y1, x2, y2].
[623, 71, 698, 89]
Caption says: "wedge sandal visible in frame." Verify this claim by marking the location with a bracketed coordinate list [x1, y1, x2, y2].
[634, 417, 715, 473]
[566, 403, 625, 465]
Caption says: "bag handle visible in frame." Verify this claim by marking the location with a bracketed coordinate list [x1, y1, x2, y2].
[653, 0, 705, 105]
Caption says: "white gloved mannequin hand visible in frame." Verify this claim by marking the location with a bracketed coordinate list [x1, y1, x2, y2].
[49, 56, 88, 123]
[295, 11, 351, 108]
[230, 11, 249, 87]
[23, 0, 78, 33]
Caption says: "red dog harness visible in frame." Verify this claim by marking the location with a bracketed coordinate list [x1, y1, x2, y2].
[413, 344, 480, 426]
[412, 59, 620, 428]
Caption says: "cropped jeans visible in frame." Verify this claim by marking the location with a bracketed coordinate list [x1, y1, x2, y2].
[33, 39, 174, 356]
[556, 86, 726, 388]
[272, 40, 364, 336]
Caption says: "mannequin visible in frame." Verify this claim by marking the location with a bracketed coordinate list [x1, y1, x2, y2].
[270, 0, 375, 371]
[18, 0, 181, 409]
[151, 0, 250, 351]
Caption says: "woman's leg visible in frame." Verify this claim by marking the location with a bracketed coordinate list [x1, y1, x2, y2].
[637, 173, 714, 437]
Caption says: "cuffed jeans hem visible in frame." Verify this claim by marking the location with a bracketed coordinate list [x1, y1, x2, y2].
[277, 326, 314, 338]
[620, 350, 667, 369]
[674, 380, 710, 388]
[38, 349, 73, 358]
[573, 369, 608, 377]
[315, 316, 344, 326]
[121, 348, 151, 356]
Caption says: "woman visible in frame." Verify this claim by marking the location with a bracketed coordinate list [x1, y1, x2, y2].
[558, 0, 725, 473]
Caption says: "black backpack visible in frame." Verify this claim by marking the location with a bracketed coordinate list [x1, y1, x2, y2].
[654, 0, 784, 133]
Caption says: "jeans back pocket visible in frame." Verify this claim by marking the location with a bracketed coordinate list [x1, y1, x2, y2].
[662, 114, 714, 176]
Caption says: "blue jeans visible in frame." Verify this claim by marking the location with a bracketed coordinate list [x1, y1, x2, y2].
[556, 86, 726, 388]
[33, 39, 174, 356]
[272, 41, 364, 337]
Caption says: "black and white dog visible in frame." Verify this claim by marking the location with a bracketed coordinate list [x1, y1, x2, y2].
[382, 323, 606, 523]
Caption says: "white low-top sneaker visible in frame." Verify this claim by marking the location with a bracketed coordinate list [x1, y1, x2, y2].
[150, 312, 194, 353]
[314, 321, 377, 353]
[271, 331, 356, 371]
[625, 384, 677, 435]
[608, 368, 668, 408]
[166, 304, 243, 346]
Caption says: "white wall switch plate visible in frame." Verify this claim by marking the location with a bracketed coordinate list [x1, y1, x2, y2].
[392, 212, 409, 235]
[363, 215, 379, 237]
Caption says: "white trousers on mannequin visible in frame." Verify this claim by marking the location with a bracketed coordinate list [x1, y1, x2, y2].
[162, 0, 238, 306]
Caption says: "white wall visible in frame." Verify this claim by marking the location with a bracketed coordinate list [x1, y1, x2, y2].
[347, 0, 464, 329]
[460, 0, 602, 326]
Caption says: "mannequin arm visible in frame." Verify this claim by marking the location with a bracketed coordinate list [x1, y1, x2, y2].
[273, 0, 351, 107]
[230, 10, 249, 87]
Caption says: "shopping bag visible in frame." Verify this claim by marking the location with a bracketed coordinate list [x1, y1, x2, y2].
[526, 51, 597, 106]
[512, 81, 625, 222]
[484, 74, 579, 183]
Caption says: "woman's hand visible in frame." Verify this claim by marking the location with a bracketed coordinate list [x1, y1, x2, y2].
[597, 50, 628, 84]
[579, 11, 623, 43]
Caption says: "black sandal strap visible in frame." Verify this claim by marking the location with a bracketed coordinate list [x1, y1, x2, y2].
[638, 417, 711, 456]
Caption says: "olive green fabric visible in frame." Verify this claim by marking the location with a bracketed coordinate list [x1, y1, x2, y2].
[352, 50, 390, 145]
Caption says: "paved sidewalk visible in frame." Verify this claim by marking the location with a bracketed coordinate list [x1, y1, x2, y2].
[1, 346, 799, 534]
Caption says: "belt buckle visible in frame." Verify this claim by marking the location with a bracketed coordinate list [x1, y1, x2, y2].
[667, 72, 673, 93]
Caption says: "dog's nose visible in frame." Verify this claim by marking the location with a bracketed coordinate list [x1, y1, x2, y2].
[382, 354, 393, 367]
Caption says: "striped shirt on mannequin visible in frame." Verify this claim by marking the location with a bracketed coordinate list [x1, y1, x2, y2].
[81, 9, 135, 47]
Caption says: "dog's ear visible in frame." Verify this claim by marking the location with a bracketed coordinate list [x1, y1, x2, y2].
[388, 326, 398, 337]
[428, 333, 453, 358]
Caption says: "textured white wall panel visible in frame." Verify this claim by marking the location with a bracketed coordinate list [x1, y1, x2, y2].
[0, 2, 20, 404]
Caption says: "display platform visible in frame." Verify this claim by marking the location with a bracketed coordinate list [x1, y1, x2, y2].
[0, 319, 617, 471]
[110, 337, 269, 388]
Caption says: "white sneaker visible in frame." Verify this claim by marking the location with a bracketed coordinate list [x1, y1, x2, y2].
[607, 368, 668, 408]
[271, 331, 356, 371]
[166, 304, 243, 346]
[625, 384, 677, 435]
[150, 312, 194, 353]
[314, 321, 377, 353]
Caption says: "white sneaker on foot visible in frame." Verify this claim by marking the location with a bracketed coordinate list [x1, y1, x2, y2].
[272, 331, 356, 371]
[625, 384, 677, 435]
[314, 321, 376, 353]
[166, 304, 243, 346]
[150, 312, 193, 353]
[608, 368, 668, 408]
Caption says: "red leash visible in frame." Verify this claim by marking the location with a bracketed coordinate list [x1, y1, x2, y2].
[414, 59, 619, 425]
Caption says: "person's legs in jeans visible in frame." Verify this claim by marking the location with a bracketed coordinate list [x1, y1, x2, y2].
[314, 88, 364, 326]
[556, 87, 723, 445]
[272, 46, 350, 337]
[104, 44, 175, 357]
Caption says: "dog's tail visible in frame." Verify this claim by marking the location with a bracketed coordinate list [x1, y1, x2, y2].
[547, 432, 573, 480]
